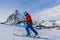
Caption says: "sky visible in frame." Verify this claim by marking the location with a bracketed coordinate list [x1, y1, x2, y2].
[0, 0, 60, 21]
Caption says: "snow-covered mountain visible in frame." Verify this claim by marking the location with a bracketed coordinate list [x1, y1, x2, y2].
[33, 5, 60, 21]
[55, 20, 60, 26]
[4, 10, 25, 24]
[31, 5, 60, 27]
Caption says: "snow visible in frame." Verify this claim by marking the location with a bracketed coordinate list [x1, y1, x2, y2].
[33, 5, 60, 21]
[41, 21, 53, 27]
[0, 24, 60, 40]
[15, 11, 25, 21]
[55, 20, 60, 26]
[31, 5, 60, 27]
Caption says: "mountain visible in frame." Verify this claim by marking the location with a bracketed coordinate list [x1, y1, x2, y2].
[4, 10, 25, 24]
[33, 5, 60, 21]
[55, 20, 60, 26]
[31, 5, 60, 27]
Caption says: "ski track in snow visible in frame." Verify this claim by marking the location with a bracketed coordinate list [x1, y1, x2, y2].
[0, 24, 60, 40]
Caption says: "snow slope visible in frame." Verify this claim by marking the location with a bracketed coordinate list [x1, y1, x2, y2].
[0, 24, 60, 40]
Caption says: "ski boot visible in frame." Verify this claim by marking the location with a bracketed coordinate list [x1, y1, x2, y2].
[25, 34, 31, 37]
[34, 34, 39, 38]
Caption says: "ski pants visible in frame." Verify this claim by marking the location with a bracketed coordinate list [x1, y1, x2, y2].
[25, 24, 38, 35]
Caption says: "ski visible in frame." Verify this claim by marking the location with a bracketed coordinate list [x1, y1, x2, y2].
[13, 33, 40, 39]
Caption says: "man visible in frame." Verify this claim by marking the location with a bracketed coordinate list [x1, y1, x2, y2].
[23, 11, 39, 37]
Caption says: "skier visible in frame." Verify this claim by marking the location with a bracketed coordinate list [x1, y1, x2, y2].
[23, 11, 39, 37]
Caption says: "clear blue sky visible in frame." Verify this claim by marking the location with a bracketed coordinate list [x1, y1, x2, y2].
[0, 0, 60, 21]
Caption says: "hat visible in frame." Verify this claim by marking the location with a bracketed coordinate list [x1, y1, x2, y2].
[23, 11, 28, 15]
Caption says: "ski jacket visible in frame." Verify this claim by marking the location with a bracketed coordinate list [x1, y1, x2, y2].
[25, 14, 33, 24]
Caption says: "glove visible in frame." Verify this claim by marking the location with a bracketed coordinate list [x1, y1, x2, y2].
[22, 20, 27, 24]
